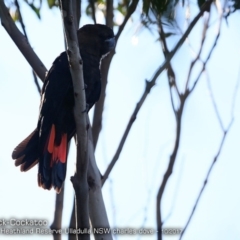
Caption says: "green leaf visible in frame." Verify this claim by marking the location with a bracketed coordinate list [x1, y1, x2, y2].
[10, 9, 20, 22]
[47, 0, 59, 8]
[164, 32, 176, 38]
[142, 0, 151, 15]
[86, 3, 92, 16]
[142, 0, 173, 16]
[197, 0, 205, 9]
[117, 3, 127, 16]
[24, 1, 41, 19]
[30, 4, 41, 19]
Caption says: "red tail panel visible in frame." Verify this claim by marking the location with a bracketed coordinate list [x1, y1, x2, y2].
[58, 133, 67, 163]
[38, 124, 68, 191]
[45, 124, 67, 167]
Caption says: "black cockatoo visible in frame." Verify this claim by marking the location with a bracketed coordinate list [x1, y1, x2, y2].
[12, 24, 115, 193]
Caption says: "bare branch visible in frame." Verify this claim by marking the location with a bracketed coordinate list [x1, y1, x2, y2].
[72, 0, 81, 28]
[59, 1, 89, 239]
[185, 15, 209, 91]
[69, 199, 76, 240]
[102, 80, 154, 185]
[188, 1, 223, 94]
[231, 66, 240, 118]
[106, 0, 113, 28]
[89, 0, 96, 24]
[88, 118, 112, 240]
[179, 124, 233, 239]
[206, 71, 225, 131]
[158, 17, 179, 115]
[69, 120, 113, 240]
[115, 0, 139, 42]
[92, 52, 114, 149]
[92, 0, 139, 149]
[14, 0, 41, 93]
[180, 44, 240, 240]
[0, 0, 47, 81]
[179, 72, 237, 238]
[162, 157, 185, 225]
[50, 185, 64, 240]
[156, 101, 184, 240]
[155, 3, 215, 239]
[178, 5, 226, 238]
[102, 0, 214, 185]
[91, 0, 115, 149]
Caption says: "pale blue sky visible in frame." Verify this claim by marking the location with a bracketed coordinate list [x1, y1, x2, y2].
[0, 1, 240, 240]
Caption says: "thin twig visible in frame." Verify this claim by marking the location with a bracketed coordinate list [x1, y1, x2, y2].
[162, 157, 185, 224]
[158, 16, 179, 115]
[102, 80, 154, 185]
[92, 52, 114, 149]
[115, 0, 139, 42]
[206, 72, 225, 131]
[91, 0, 139, 149]
[157, 17, 184, 228]
[106, 0, 113, 28]
[156, 3, 214, 239]
[179, 5, 226, 239]
[231, 66, 240, 118]
[156, 100, 184, 240]
[188, 1, 223, 94]
[89, 0, 96, 24]
[91, 0, 114, 149]
[185, 15, 209, 91]
[180, 59, 240, 240]
[179, 122, 233, 239]
[179, 66, 238, 238]
[14, 0, 41, 93]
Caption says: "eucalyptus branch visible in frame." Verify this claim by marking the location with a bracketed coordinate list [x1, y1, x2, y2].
[179, 71, 239, 240]
[89, 0, 96, 24]
[88, 118, 112, 240]
[69, 119, 113, 240]
[115, 0, 139, 42]
[185, 15, 209, 91]
[14, 0, 41, 93]
[188, 2, 223, 94]
[69, 198, 76, 240]
[0, 0, 47, 81]
[50, 185, 64, 240]
[72, 0, 81, 28]
[59, 1, 89, 239]
[92, 52, 114, 149]
[206, 72, 225, 131]
[106, 0, 113, 28]
[156, 95, 185, 240]
[102, 0, 213, 185]
[180, 29, 237, 237]
[102, 79, 154, 185]
[91, 0, 114, 149]
[178, 6, 225, 239]
[158, 17, 179, 115]
[179, 129, 232, 240]
[91, 0, 139, 149]
[155, 3, 216, 239]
